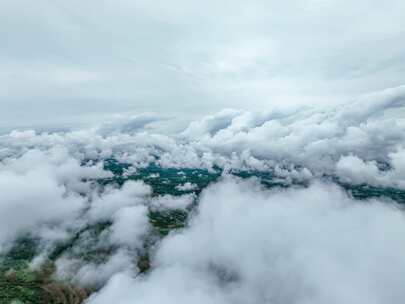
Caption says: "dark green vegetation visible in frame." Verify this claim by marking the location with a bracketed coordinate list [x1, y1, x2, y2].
[0, 236, 88, 304]
[101, 159, 222, 195]
[2, 160, 405, 303]
[345, 183, 405, 204]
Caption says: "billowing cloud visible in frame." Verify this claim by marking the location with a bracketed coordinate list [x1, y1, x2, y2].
[336, 148, 405, 189]
[2, 85, 404, 188]
[88, 177, 405, 304]
[0, 147, 110, 250]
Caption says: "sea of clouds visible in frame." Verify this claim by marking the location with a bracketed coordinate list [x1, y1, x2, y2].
[1, 85, 405, 303]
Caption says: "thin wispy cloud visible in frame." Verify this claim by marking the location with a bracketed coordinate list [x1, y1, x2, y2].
[1, 0, 405, 130]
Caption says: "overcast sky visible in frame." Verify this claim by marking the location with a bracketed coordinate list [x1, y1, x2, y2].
[1, 0, 404, 130]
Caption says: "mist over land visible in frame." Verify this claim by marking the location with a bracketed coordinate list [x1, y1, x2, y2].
[1, 1, 405, 304]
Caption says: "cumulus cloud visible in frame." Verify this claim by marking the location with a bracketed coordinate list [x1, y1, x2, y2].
[175, 182, 198, 192]
[0, 147, 107, 250]
[109, 205, 150, 249]
[87, 181, 151, 222]
[182, 86, 405, 172]
[0, 147, 155, 282]
[150, 194, 195, 211]
[336, 148, 405, 189]
[1, 85, 404, 189]
[88, 177, 405, 304]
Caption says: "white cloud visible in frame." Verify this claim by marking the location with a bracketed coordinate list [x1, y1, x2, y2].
[56, 250, 135, 288]
[0, 148, 102, 250]
[109, 205, 150, 249]
[88, 181, 151, 222]
[336, 148, 405, 189]
[88, 177, 405, 304]
[1, 85, 404, 188]
[175, 182, 198, 192]
[150, 194, 195, 211]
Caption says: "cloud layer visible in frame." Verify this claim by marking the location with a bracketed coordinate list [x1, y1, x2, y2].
[1, 85, 404, 188]
[1, 0, 405, 129]
[0, 85, 404, 303]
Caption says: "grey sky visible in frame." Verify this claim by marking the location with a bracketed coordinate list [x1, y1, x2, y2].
[1, 0, 405, 130]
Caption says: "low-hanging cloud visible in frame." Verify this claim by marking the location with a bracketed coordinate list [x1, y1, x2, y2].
[88, 177, 405, 304]
[0, 147, 110, 251]
[1, 85, 404, 188]
[336, 148, 405, 189]
[0, 85, 404, 303]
